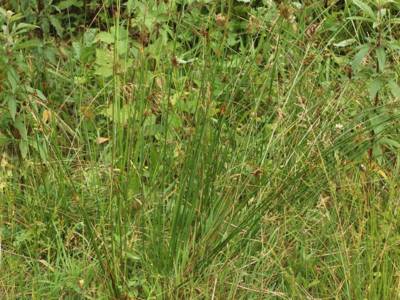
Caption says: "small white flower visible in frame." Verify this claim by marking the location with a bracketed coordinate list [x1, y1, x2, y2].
[335, 123, 344, 130]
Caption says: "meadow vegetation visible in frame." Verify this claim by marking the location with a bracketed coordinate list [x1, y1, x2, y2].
[1, 0, 400, 298]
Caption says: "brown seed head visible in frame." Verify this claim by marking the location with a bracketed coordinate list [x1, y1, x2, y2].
[215, 13, 227, 27]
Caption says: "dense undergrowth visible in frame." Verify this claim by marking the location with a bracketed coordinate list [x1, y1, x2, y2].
[1, 0, 400, 299]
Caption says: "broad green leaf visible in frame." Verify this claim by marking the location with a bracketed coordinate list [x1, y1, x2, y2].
[19, 140, 28, 159]
[35, 89, 47, 102]
[101, 103, 131, 125]
[49, 15, 63, 37]
[15, 23, 38, 30]
[110, 26, 129, 41]
[40, 17, 50, 35]
[127, 0, 135, 13]
[56, 0, 82, 10]
[95, 49, 113, 65]
[72, 41, 81, 59]
[38, 142, 48, 162]
[83, 28, 97, 45]
[369, 112, 387, 135]
[353, 0, 376, 20]
[6, 95, 17, 121]
[95, 31, 114, 44]
[375, 47, 386, 72]
[388, 80, 400, 98]
[94, 65, 113, 78]
[14, 39, 42, 50]
[15, 23, 39, 35]
[0, 7, 7, 18]
[95, 49, 113, 77]
[334, 39, 356, 48]
[116, 40, 128, 55]
[25, 86, 47, 101]
[368, 78, 383, 100]
[7, 68, 19, 93]
[372, 144, 383, 164]
[10, 13, 24, 23]
[96, 49, 114, 66]
[351, 44, 370, 71]
[14, 118, 27, 140]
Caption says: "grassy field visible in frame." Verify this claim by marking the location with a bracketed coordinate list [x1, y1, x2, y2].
[1, 0, 400, 299]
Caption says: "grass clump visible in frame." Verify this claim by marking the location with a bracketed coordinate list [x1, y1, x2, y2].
[1, 0, 400, 299]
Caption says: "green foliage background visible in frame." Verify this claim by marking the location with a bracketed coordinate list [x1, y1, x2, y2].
[1, 0, 400, 299]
